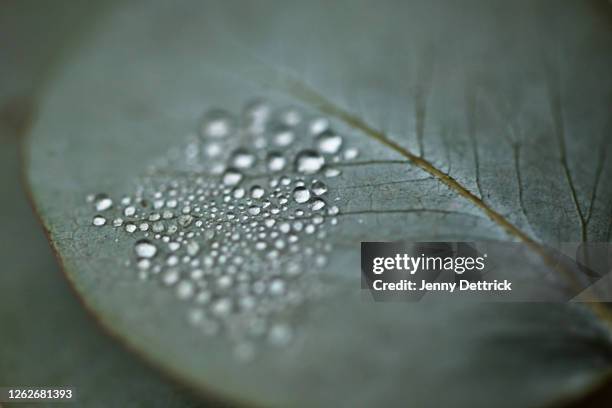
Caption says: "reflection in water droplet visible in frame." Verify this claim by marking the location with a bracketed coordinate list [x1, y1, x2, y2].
[295, 150, 324, 174]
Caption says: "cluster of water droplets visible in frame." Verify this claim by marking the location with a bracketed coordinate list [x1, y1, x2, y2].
[86, 99, 358, 360]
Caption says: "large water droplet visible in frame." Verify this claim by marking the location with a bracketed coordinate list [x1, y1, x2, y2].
[295, 150, 325, 174]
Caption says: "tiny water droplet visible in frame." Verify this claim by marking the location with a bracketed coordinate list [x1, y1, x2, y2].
[125, 223, 137, 233]
[92, 215, 107, 226]
[310, 198, 326, 211]
[123, 206, 136, 217]
[94, 194, 113, 211]
[324, 167, 341, 177]
[309, 117, 329, 135]
[248, 205, 261, 216]
[343, 147, 359, 160]
[311, 180, 328, 196]
[250, 185, 265, 199]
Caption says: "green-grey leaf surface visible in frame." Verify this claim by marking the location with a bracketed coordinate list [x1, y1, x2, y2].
[25, 1, 612, 407]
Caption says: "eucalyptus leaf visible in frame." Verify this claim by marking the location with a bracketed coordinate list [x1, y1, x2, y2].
[25, 1, 612, 407]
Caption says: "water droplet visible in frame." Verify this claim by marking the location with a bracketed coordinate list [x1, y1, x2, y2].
[94, 194, 113, 211]
[268, 324, 293, 346]
[200, 109, 235, 138]
[343, 147, 359, 160]
[123, 206, 136, 217]
[248, 205, 261, 216]
[243, 99, 270, 133]
[230, 148, 256, 169]
[316, 130, 343, 154]
[272, 125, 295, 147]
[125, 223, 137, 233]
[309, 117, 329, 135]
[295, 150, 324, 174]
[212, 298, 232, 316]
[250, 185, 265, 199]
[186, 241, 200, 256]
[292, 186, 311, 204]
[176, 280, 195, 299]
[134, 239, 157, 258]
[310, 198, 326, 211]
[269, 279, 286, 296]
[92, 215, 107, 226]
[311, 180, 328, 196]
[266, 152, 286, 172]
[278, 108, 301, 126]
[222, 168, 243, 186]
[324, 167, 341, 177]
